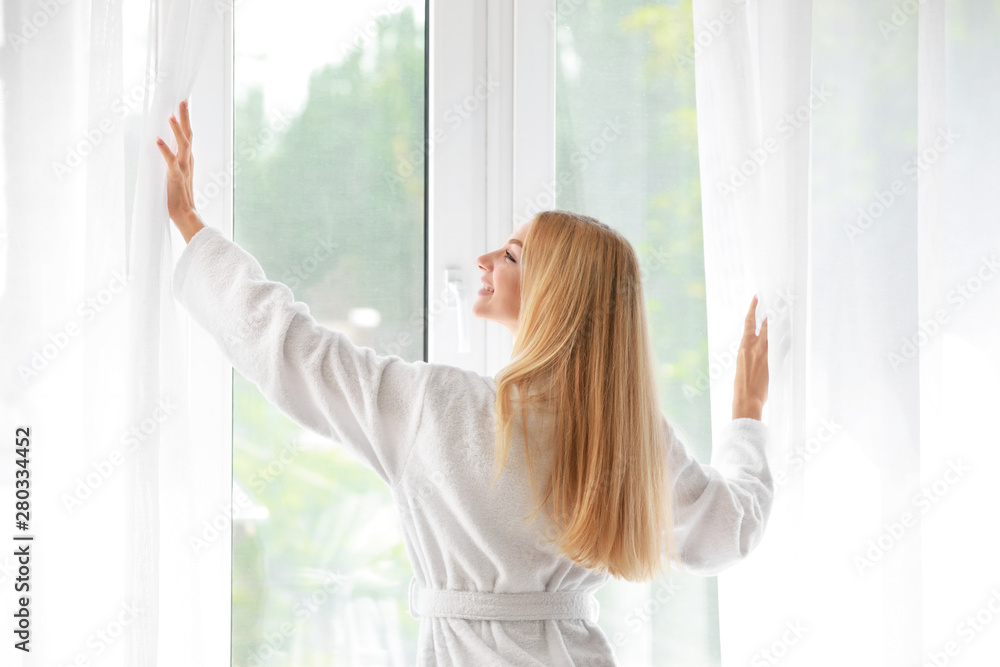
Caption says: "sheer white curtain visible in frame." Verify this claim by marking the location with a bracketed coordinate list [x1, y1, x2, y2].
[0, 1, 225, 664]
[694, 0, 1000, 664]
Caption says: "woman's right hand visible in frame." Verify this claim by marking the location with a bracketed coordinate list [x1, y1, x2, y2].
[732, 295, 768, 421]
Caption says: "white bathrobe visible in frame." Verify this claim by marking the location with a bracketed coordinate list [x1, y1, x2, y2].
[172, 225, 774, 667]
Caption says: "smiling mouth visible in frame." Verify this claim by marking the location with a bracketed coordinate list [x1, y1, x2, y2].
[479, 282, 494, 294]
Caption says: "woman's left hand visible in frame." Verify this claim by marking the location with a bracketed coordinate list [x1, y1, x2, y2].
[155, 99, 204, 242]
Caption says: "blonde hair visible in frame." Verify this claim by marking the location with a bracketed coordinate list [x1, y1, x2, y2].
[493, 210, 677, 582]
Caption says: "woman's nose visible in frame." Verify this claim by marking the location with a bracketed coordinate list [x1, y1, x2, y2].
[477, 253, 491, 271]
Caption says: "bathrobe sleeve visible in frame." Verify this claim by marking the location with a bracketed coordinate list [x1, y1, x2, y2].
[171, 225, 432, 487]
[666, 416, 774, 576]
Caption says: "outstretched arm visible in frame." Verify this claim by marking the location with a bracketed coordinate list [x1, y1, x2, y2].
[667, 296, 773, 575]
[666, 416, 773, 576]
[171, 224, 434, 486]
[160, 100, 432, 486]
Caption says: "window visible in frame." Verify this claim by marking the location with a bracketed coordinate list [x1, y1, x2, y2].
[231, 2, 426, 664]
[225, 1, 727, 664]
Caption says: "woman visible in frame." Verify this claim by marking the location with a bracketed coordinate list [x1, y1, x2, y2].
[158, 99, 772, 666]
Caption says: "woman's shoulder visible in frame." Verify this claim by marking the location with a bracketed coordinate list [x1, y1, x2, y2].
[378, 353, 497, 399]
[422, 360, 497, 397]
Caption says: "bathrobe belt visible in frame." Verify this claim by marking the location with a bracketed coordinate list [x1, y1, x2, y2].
[407, 577, 600, 623]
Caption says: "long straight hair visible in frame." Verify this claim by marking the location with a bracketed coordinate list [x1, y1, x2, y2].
[493, 210, 677, 582]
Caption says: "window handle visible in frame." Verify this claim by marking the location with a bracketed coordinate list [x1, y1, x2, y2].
[445, 269, 470, 353]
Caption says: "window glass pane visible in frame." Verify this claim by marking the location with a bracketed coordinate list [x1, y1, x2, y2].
[555, 2, 718, 664]
[232, 2, 426, 665]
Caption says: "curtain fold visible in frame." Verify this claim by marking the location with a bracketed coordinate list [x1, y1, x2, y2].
[126, 1, 220, 658]
[695, 0, 1000, 664]
[1, 1, 223, 664]
[692, 0, 814, 659]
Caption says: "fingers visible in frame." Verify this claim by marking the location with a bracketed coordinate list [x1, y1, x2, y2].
[168, 112, 188, 148]
[743, 295, 759, 339]
[179, 99, 192, 138]
[167, 99, 192, 146]
[741, 295, 771, 347]
[158, 100, 191, 168]
[155, 136, 176, 165]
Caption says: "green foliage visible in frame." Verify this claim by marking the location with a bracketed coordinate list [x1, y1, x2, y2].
[232, 9, 425, 666]
[235, 8, 425, 364]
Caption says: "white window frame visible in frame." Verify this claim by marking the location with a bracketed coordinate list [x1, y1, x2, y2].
[427, 0, 556, 374]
